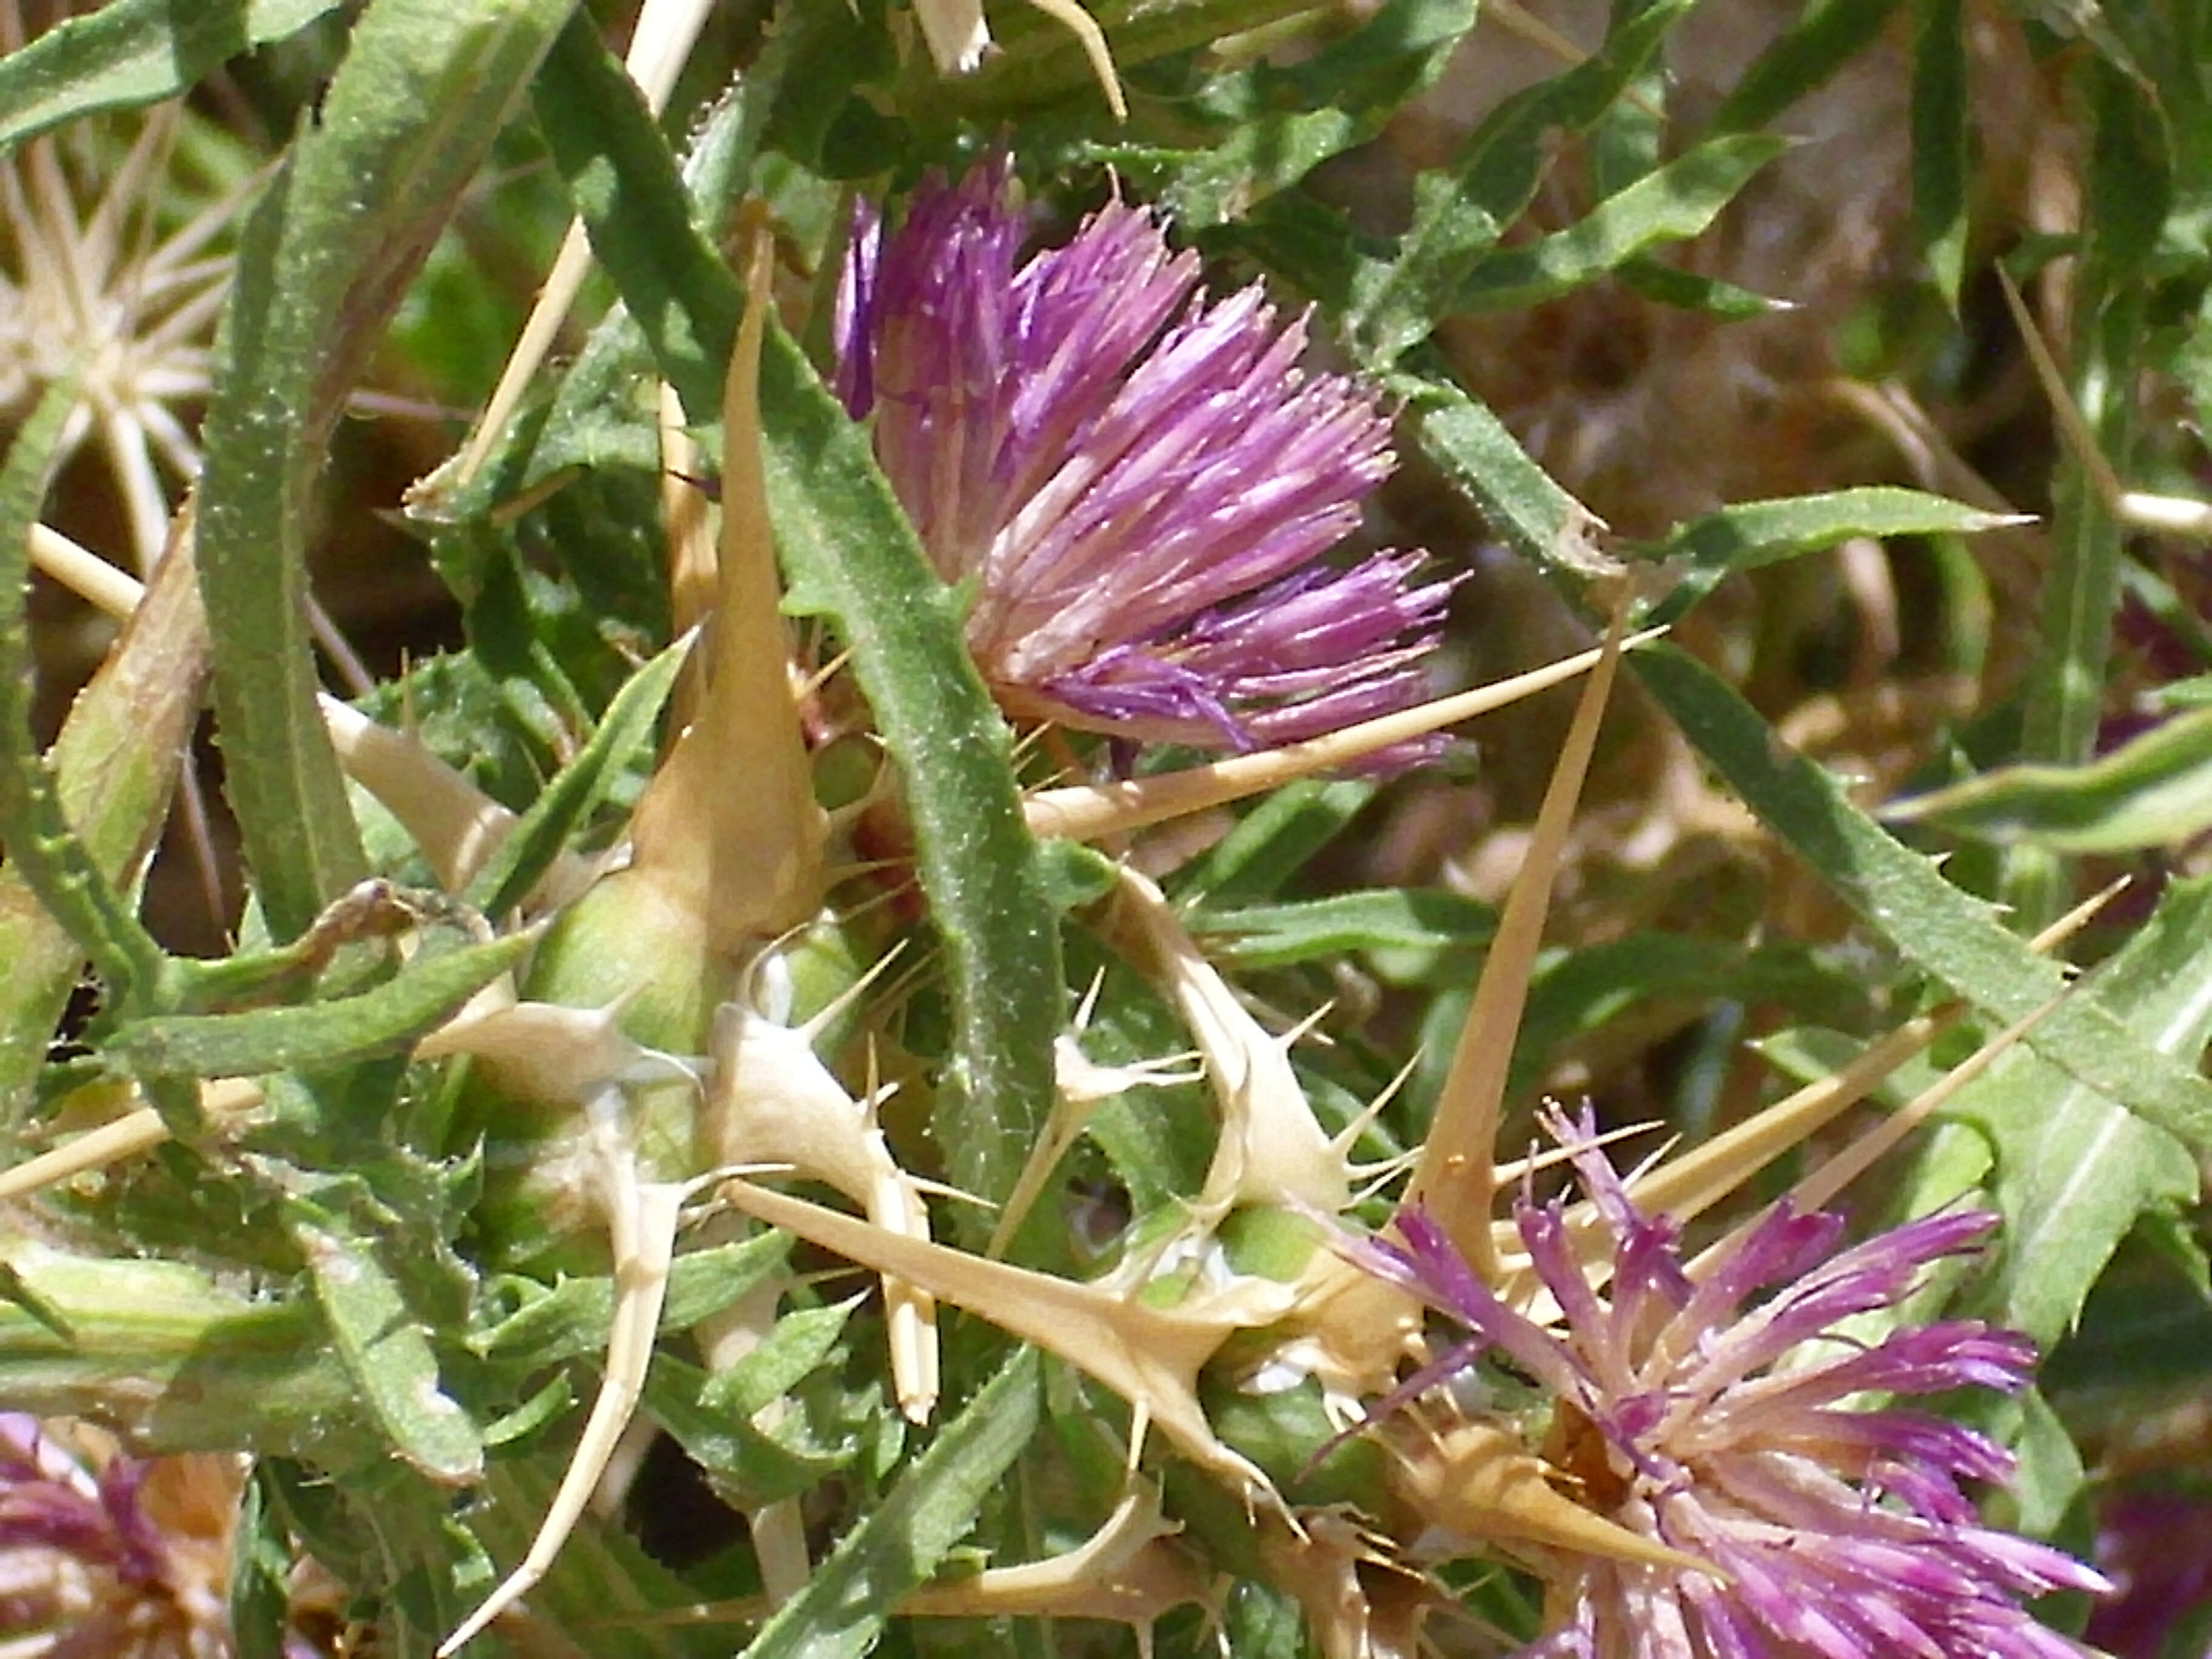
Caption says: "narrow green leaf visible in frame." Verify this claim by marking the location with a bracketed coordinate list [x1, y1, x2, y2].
[1173, 779, 1376, 903]
[0, 381, 172, 1014]
[1651, 486, 2019, 570]
[739, 1346, 1040, 1659]
[528, 17, 739, 419]
[645, 1353, 851, 1501]
[1397, 371, 1598, 574]
[0, 0, 344, 150]
[1887, 705, 2212, 853]
[2085, 54, 2173, 275]
[1647, 486, 2024, 625]
[1452, 135, 1790, 313]
[289, 1203, 484, 1483]
[1346, 0, 1692, 363]
[468, 631, 694, 917]
[532, 25, 1061, 1240]
[1630, 643, 2212, 1153]
[1911, 0, 1971, 310]
[1188, 890, 1496, 970]
[1711, 0, 1906, 132]
[1950, 877, 2210, 1348]
[198, 0, 577, 939]
[229, 1469, 297, 1659]
[2003, 243, 2143, 929]
[1615, 255, 1788, 319]
[1344, 172, 1500, 364]
[700, 1299, 859, 1419]
[105, 929, 534, 1081]
[1125, 0, 1479, 230]
[472, 1232, 788, 1369]
[480, 1375, 571, 1446]
[1447, 0, 1692, 229]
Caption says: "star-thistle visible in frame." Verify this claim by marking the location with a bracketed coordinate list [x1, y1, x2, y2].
[1339, 1108, 2110, 1658]
[835, 159, 1456, 759]
[0, 1415, 253, 1659]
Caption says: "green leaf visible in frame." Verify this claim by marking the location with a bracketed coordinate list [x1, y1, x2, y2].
[1629, 643, 2212, 1155]
[1911, 0, 1971, 309]
[104, 929, 534, 1081]
[532, 25, 1061, 1242]
[2085, 53, 2173, 275]
[467, 631, 694, 917]
[527, 17, 740, 418]
[1344, 0, 1693, 363]
[289, 1201, 484, 1483]
[1615, 255, 1788, 319]
[1949, 877, 2209, 1349]
[1342, 171, 1498, 363]
[230, 1468, 299, 1659]
[1173, 779, 1376, 903]
[0, 381, 172, 1014]
[1116, 0, 1479, 230]
[1188, 890, 1496, 970]
[700, 1299, 859, 1419]
[1646, 486, 2023, 625]
[1397, 372, 1598, 574]
[1886, 705, 2212, 852]
[472, 1232, 788, 1369]
[0, 0, 345, 150]
[1651, 485, 2018, 569]
[198, 0, 577, 940]
[2004, 196, 2146, 929]
[1711, 0, 1906, 132]
[1452, 134, 1790, 313]
[760, 330, 1063, 1244]
[645, 1352, 853, 1503]
[739, 1346, 1039, 1659]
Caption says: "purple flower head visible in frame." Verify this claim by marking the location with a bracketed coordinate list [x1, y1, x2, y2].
[835, 159, 1457, 755]
[1343, 1109, 2110, 1658]
[0, 1415, 247, 1658]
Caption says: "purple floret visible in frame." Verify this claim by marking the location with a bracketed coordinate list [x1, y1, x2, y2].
[836, 161, 1457, 756]
[1338, 1108, 2111, 1658]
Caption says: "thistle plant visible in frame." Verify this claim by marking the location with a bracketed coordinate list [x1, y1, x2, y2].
[6, 2, 2212, 1658]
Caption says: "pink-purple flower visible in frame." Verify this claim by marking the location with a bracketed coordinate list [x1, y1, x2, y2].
[1344, 1111, 2110, 1657]
[834, 159, 1455, 754]
[0, 1415, 239, 1658]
